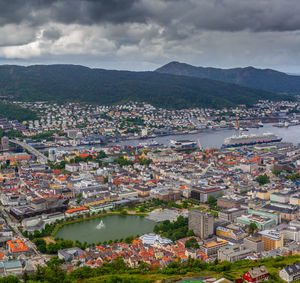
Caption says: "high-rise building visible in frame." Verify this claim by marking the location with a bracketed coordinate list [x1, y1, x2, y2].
[258, 229, 284, 251]
[188, 209, 214, 239]
[1, 136, 9, 151]
[48, 148, 56, 162]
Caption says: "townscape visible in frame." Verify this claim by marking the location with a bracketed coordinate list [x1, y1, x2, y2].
[1, 0, 300, 282]
[0, 99, 299, 282]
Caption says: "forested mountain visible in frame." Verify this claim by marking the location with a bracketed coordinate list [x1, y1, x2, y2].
[0, 64, 291, 109]
[156, 61, 300, 94]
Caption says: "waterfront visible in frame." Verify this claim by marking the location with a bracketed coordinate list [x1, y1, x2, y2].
[116, 123, 300, 148]
[55, 215, 156, 244]
[49, 123, 300, 152]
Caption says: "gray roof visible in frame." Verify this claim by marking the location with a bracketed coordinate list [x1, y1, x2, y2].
[4, 260, 22, 269]
[283, 262, 300, 276]
[248, 266, 268, 278]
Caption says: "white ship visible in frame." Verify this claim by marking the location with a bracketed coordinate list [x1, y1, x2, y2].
[222, 133, 282, 148]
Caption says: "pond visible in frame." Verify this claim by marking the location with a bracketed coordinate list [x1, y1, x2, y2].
[55, 214, 156, 244]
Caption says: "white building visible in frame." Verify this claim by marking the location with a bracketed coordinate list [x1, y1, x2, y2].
[279, 263, 300, 282]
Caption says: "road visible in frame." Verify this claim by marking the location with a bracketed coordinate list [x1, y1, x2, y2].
[9, 139, 49, 164]
[1, 206, 43, 257]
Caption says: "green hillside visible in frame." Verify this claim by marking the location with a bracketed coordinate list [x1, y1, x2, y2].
[0, 64, 290, 109]
[1, 254, 299, 283]
[0, 101, 37, 121]
[156, 61, 300, 94]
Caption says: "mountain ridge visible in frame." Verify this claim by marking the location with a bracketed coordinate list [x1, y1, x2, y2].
[155, 61, 300, 93]
[0, 64, 293, 109]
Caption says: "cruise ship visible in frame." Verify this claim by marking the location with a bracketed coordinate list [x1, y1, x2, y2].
[222, 133, 282, 148]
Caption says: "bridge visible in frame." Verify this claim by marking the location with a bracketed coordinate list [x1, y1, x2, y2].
[9, 139, 49, 164]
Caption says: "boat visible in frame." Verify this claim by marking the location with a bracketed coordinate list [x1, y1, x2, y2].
[170, 139, 198, 151]
[222, 133, 282, 149]
[139, 140, 159, 147]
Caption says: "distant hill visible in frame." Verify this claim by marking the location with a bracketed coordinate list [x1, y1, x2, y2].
[156, 61, 300, 94]
[0, 64, 291, 109]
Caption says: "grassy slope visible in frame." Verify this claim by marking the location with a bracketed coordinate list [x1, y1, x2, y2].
[82, 255, 300, 283]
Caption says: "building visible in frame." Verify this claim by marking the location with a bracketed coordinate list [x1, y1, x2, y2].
[243, 266, 269, 283]
[277, 225, 300, 242]
[151, 189, 181, 202]
[217, 196, 243, 209]
[1, 136, 9, 151]
[0, 260, 23, 276]
[243, 236, 264, 253]
[200, 239, 228, 257]
[65, 163, 80, 172]
[263, 203, 300, 221]
[65, 206, 89, 217]
[218, 244, 252, 262]
[22, 212, 65, 232]
[190, 187, 224, 202]
[248, 208, 281, 225]
[10, 198, 68, 220]
[279, 262, 300, 282]
[48, 148, 56, 162]
[258, 229, 284, 251]
[188, 210, 214, 240]
[270, 191, 291, 204]
[139, 233, 173, 246]
[58, 247, 84, 261]
[215, 226, 246, 242]
[256, 189, 276, 200]
[7, 239, 29, 256]
[236, 214, 275, 230]
[218, 207, 247, 222]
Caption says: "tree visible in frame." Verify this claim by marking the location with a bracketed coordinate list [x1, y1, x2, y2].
[33, 229, 41, 238]
[69, 266, 95, 280]
[185, 238, 199, 249]
[125, 236, 134, 244]
[256, 174, 270, 186]
[206, 195, 217, 207]
[0, 276, 20, 283]
[182, 201, 188, 209]
[249, 222, 258, 234]
[34, 238, 47, 253]
[139, 206, 146, 213]
[76, 192, 83, 204]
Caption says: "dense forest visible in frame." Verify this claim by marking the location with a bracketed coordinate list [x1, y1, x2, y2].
[156, 61, 300, 94]
[0, 64, 291, 109]
[0, 101, 37, 121]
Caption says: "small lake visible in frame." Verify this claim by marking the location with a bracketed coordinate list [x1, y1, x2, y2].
[55, 215, 156, 244]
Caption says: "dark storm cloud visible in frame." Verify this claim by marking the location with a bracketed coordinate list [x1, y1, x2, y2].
[1, 0, 300, 32]
[1, 0, 300, 72]
[0, 0, 148, 26]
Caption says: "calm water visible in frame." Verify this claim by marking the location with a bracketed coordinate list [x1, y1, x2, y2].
[55, 215, 155, 244]
[117, 123, 300, 148]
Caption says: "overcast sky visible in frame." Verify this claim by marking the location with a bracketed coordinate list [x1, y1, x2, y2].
[1, 0, 300, 73]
